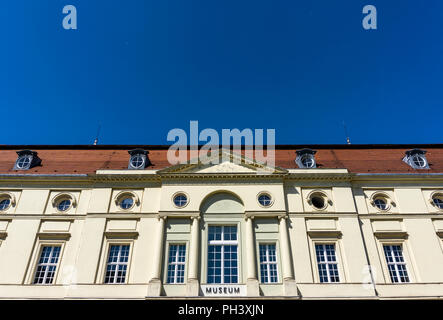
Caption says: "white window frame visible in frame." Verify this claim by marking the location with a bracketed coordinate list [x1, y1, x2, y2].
[207, 225, 239, 284]
[32, 245, 62, 285]
[382, 244, 410, 283]
[26, 239, 67, 285]
[314, 243, 340, 283]
[308, 235, 346, 284]
[375, 236, 416, 284]
[166, 243, 187, 284]
[258, 243, 279, 284]
[103, 243, 131, 284]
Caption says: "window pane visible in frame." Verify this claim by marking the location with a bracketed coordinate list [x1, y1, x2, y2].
[207, 226, 238, 284]
[315, 244, 340, 283]
[259, 244, 278, 283]
[383, 245, 409, 283]
[167, 244, 186, 284]
[33, 246, 61, 285]
[105, 245, 130, 284]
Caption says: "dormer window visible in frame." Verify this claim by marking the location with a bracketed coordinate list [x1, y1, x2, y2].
[296, 149, 317, 168]
[128, 149, 150, 170]
[13, 150, 41, 170]
[403, 149, 429, 169]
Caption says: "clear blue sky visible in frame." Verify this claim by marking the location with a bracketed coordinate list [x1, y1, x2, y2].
[1, 1, 442, 145]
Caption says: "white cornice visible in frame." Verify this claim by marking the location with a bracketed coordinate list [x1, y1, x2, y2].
[1, 171, 443, 184]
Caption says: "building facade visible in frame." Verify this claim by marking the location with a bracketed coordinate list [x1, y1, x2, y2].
[1, 144, 443, 299]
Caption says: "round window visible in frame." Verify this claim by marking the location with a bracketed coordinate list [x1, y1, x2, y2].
[311, 195, 326, 210]
[258, 193, 272, 207]
[57, 199, 72, 212]
[130, 155, 145, 169]
[0, 198, 11, 211]
[373, 198, 388, 211]
[433, 198, 443, 209]
[411, 154, 427, 168]
[300, 154, 315, 168]
[16, 155, 31, 169]
[173, 194, 188, 208]
[311, 196, 325, 209]
[432, 194, 443, 210]
[120, 197, 134, 210]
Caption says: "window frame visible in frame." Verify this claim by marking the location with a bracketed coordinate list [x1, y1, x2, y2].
[166, 243, 187, 284]
[0, 192, 16, 213]
[97, 239, 134, 284]
[172, 192, 189, 209]
[27, 239, 66, 285]
[257, 192, 274, 208]
[376, 235, 417, 285]
[430, 192, 443, 211]
[206, 224, 240, 284]
[129, 154, 146, 169]
[103, 243, 131, 284]
[382, 244, 410, 284]
[258, 243, 279, 284]
[300, 153, 316, 168]
[411, 154, 427, 168]
[0, 198, 11, 212]
[15, 155, 32, 170]
[377, 239, 415, 284]
[314, 243, 340, 283]
[32, 245, 62, 285]
[309, 237, 346, 284]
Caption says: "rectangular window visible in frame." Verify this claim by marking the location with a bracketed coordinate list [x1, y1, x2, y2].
[207, 225, 238, 284]
[167, 244, 186, 284]
[259, 244, 278, 283]
[104, 244, 130, 284]
[33, 246, 61, 284]
[383, 244, 410, 283]
[315, 244, 340, 283]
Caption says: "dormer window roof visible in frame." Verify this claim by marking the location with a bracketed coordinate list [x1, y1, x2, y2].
[403, 149, 429, 169]
[295, 148, 317, 168]
[13, 150, 41, 170]
[128, 149, 151, 170]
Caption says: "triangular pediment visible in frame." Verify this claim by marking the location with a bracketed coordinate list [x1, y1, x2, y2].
[186, 160, 257, 173]
[158, 149, 287, 175]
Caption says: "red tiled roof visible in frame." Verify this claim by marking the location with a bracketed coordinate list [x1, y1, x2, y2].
[1, 145, 443, 174]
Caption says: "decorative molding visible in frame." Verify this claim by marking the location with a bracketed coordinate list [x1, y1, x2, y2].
[104, 231, 139, 239]
[158, 211, 200, 219]
[373, 231, 408, 239]
[245, 211, 287, 219]
[37, 232, 71, 240]
[157, 149, 288, 175]
[307, 230, 342, 238]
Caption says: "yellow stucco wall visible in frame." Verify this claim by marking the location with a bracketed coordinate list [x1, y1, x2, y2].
[1, 165, 443, 299]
